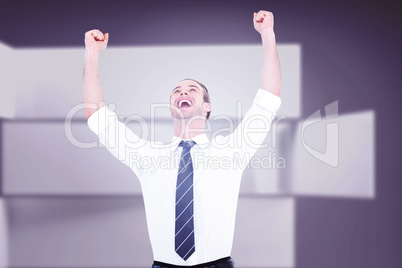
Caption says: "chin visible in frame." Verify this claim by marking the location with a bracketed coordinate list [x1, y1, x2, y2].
[171, 113, 191, 120]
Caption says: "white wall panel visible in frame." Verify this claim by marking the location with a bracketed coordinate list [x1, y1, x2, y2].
[291, 110, 375, 198]
[0, 43, 17, 118]
[3, 122, 142, 194]
[7, 197, 293, 268]
[240, 121, 290, 195]
[8, 197, 152, 267]
[0, 199, 9, 268]
[232, 198, 294, 267]
[3, 118, 291, 195]
[10, 44, 300, 119]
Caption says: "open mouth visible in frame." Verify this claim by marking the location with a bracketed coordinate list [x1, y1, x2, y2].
[177, 99, 193, 108]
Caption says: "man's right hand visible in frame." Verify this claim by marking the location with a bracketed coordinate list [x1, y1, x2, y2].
[84, 29, 109, 53]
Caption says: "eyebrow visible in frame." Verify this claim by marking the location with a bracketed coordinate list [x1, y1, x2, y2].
[172, 85, 200, 92]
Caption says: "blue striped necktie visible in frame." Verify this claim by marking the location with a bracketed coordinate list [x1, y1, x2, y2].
[175, 140, 196, 260]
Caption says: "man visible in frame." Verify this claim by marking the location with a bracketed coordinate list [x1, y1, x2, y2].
[83, 10, 281, 268]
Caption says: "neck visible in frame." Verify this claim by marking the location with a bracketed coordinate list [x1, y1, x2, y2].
[173, 117, 206, 139]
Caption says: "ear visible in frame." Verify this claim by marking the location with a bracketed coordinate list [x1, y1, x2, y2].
[204, 103, 211, 113]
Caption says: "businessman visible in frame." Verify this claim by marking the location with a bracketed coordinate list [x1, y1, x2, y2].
[83, 10, 281, 268]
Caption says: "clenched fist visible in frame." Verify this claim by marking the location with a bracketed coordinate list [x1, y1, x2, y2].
[84, 29, 109, 52]
[253, 10, 274, 34]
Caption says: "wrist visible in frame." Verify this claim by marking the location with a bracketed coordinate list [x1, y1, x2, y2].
[84, 48, 100, 63]
[85, 48, 100, 57]
[260, 30, 276, 45]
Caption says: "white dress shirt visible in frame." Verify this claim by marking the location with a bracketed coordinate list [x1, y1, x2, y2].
[87, 89, 281, 265]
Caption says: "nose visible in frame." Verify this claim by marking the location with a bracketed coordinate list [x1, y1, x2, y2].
[180, 91, 188, 96]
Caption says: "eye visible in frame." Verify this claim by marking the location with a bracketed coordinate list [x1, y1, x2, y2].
[190, 89, 196, 92]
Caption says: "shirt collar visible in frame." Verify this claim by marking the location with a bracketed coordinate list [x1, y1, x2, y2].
[170, 133, 210, 152]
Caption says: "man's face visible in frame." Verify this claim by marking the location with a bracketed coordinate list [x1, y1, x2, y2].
[170, 80, 211, 120]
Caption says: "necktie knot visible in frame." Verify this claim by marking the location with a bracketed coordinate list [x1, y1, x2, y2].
[179, 140, 196, 149]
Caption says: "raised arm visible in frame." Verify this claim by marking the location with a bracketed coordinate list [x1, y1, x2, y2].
[254, 11, 281, 97]
[82, 29, 109, 119]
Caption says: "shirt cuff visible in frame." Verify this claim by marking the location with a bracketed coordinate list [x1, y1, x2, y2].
[87, 105, 117, 135]
[253, 88, 282, 114]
